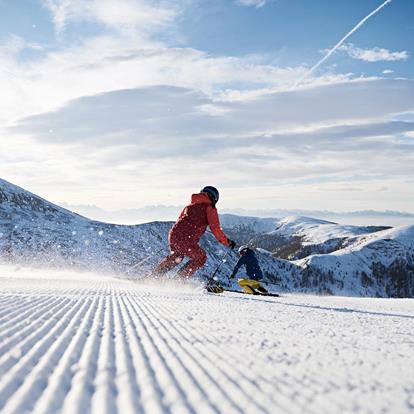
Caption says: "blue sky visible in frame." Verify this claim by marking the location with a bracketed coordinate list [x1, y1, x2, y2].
[182, 1, 413, 67]
[0, 0, 413, 216]
[2, 1, 413, 73]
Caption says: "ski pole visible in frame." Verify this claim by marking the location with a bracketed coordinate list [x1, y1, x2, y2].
[124, 255, 153, 275]
[124, 247, 165, 275]
[207, 249, 233, 284]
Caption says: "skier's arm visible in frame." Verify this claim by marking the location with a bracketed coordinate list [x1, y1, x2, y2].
[232, 255, 247, 277]
[206, 206, 230, 246]
[176, 206, 188, 221]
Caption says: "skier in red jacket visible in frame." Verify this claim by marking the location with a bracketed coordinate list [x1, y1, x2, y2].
[154, 186, 236, 278]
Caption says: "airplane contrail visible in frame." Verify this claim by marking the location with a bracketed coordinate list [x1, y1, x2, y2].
[294, 0, 393, 88]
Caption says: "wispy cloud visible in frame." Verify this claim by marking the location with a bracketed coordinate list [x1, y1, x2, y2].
[0, 33, 315, 124]
[0, 33, 43, 56]
[41, 0, 180, 34]
[7, 79, 414, 210]
[1, 0, 413, 212]
[0, 0, 380, 127]
[16, 80, 414, 147]
[294, 0, 393, 87]
[234, 0, 271, 8]
[339, 43, 408, 62]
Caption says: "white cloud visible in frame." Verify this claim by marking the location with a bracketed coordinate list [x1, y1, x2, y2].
[0, 0, 354, 126]
[1, 0, 413, 212]
[0, 32, 318, 125]
[382, 69, 394, 74]
[5, 79, 414, 211]
[16, 79, 414, 148]
[339, 43, 409, 62]
[41, 0, 179, 34]
[234, 0, 270, 8]
[1, 34, 40, 53]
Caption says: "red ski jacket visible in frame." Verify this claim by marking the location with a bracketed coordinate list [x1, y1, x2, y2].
[169, 193, 230, 247]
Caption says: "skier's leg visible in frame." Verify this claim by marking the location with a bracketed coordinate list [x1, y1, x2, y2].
[246, 278, 268, 293]
[153, 248, 184, 275]
[238, 278, 268, 294]
[238, 278, 258, 294]
[237, 279, 255, 294]
[177, 245, 207, 278]
[248, 278, 268, 292]
[238, 278, 260, 288]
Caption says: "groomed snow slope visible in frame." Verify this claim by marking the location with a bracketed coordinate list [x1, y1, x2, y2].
[0, 267, 413, 414]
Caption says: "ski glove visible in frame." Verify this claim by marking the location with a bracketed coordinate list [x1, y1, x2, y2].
[228, 239, 236, 249]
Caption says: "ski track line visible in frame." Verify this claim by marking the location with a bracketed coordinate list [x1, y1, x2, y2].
[1, 296, 93, 414]
[90, 288, 118, 414]
[124, 292, 195, 413]
[125, 293, 228, 413]
[0, 296, 64, 350]
[117, 290, 167, 414]
[0, 294, 54, 323]
[148, 295, 310, 414]
[0, 297, 73, 374]
[0, 297, 50, 337]
[59, 288, 107, 414]
[157, 304, 281, 407]
[151, 292, 412, 414]
[110, 292, 143, 414]
[0, 295, 46, 320]
[0, 273, 414, 414]
[131, 295, 218, 411]
[0, 296, 84, 410]
[32, 296, 102, 414]
[139, 294, 274, 413]
[137, 296, 241, 413]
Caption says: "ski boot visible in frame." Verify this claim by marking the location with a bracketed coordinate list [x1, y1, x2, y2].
[204, 277, 224, 293]
[255, 285, 269, 294]
[206, 285, 224, 293]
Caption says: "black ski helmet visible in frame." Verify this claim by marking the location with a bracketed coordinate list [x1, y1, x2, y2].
[201, 186, 219, 204]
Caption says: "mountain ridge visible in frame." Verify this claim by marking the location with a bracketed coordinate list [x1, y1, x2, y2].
[1, 178, 413, 297]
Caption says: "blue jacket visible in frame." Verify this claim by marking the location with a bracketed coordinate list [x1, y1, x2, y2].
[232, 248, 263, 280]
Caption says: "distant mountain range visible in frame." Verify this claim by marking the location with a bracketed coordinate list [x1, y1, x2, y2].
[60, 203, 414, 227]
[1, 178, 413, 298]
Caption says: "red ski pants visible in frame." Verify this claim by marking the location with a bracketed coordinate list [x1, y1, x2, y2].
[154, 240, 207, 278]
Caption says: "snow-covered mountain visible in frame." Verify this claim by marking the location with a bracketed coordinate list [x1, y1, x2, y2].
[219, 213, 278, 244]
[0, 178, 291, 288]
[248, 215, 390, 259]
[0, 178, 169, 273]
[297, 225, 414, 297]
[1, 178, 413, 297]
[0, 179, 223, 275]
